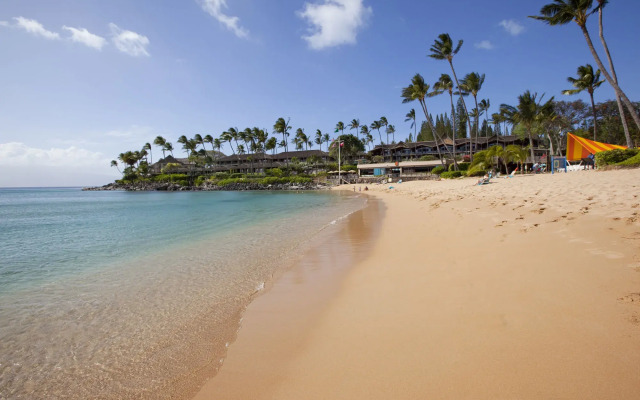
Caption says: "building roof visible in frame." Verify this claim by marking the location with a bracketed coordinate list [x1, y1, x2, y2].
[357, 160, 442, 169]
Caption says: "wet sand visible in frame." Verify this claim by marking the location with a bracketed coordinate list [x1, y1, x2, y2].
[193, 168, 640, 399]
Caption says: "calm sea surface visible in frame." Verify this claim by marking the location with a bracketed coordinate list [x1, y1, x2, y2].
[0, 188, 366, 399]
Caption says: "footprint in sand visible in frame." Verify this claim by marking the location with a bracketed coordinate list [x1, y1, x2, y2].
[618, 293, 640, 304]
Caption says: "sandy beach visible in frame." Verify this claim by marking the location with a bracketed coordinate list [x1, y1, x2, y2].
[193, 168, 640, 399]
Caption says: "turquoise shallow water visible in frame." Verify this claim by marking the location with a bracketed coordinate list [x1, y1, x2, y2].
[0, 188, 366, 399]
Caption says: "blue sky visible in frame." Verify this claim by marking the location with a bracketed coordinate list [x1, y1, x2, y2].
[1, 0, 639, 186]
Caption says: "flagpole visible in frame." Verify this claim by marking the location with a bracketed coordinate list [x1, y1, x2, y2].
[338, 137, 341, 185]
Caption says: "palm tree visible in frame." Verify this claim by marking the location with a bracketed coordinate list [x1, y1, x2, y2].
[220, 131, 236, 156]
[370, 120, 384, 145]
[323, 133, 330, 150]
[273, 118, 291, 153]
[153, 136, 167, 158]
[315, 129, 324, 151]
[401, 73, 451, 165]
[405, 108, 417, 140]
[530, 0, 639, 146]
[431, 73, 457, 163]
[203, 134, 215, 157]
[506, 145, 529, 174]
[594, 0, 630, 147]
[177, 135, 189, 157]
[349, 119, 360, 140]
[295, 128, 309, 150]
[387, 124, 396, 144]
[164, 142, 174, 157]
[366, 133, 374, 151]
[562, 64, 605, 140]
[491, 113, 504, 146]
[500, 91, 554, 161]
[460, 72, 485, 147]
[486, 145, 511, 173]
[335, 121, 345, 137]
[429, 33, 473, 139]
[379, 117, 389, 143]
[479, 99, 490, 137]
[110, 159, 121, 174]
[265, 137, 277, 155]
[194, 134, 205, 152]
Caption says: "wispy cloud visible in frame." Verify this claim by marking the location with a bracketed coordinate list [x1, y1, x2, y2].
[0, 21, 9, 27]
[13, 17, 60, 40]
[63, 26, 107, 50]
[298, 0, 372, 50]
[499, 19, 524, 36]
[0, 142, 106, 167]
[199, 0, 249, 38]
[475, 40, 494, 50]
[104, 125, 154, 140]
[109, 23, 150, 57]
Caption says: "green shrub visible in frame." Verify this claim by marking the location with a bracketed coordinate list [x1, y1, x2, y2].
[440, 171, 464, 179]
[153, 174, 188, 182]
[229, 173, 245, 179]
[616, 152, 640, 166]
[418, 155, 436, 161]
[265, 168, 285, 177]
[212, 172, 230, 179]
[595, 148, 639, 166]
[342, 164, 357, 171]
[448, 162, 469, 171]
[372, 155, 384, 163]
[467, 165, 487, 177]
[194, 176, 207, 186]
[431, 166, 446, 175]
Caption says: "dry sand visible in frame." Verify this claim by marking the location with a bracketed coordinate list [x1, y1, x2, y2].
[193, 168, 640, 399]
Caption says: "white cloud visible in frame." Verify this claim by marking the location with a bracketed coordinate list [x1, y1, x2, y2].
[13, 16, 60, 40]
[499, 19, 524, 36]
[104, 125, 154, 140]
[63, 26, 107, 50]
[199, 0, 249, 38]
[298, 0, 372, 50]
[0, 142, 107, 167]
[109, 23, 150, 57]
[0, 21, 9, 27]
[475, 40, 494, 50]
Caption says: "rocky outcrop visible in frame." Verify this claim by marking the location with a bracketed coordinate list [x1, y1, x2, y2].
[83, 181, 329, 192]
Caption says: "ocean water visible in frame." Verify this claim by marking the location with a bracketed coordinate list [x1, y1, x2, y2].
[0, 188, 366, 399]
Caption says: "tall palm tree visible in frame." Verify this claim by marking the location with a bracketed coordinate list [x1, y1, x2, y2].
[594, 0, 630, 146]
[429, 33, 473, 138]
[370, 120, 383, 146]
[194, 134, 205, 152]
[500, 91, 555, 161]
[349, 119, 360, 140]
[431, 73, 458, 163]
[220, 131, 236, 156]
[491, 112, 504, 146]
[379, 116, 389, 143]
[164, 142, 174, 157]
[386, 124, 396, 144]
[177, 135, 189, 157]
[322, 133, 330, 150]
[273, 117, 291, 153]
[315, 129, 324, 151]
[265, 137, 277, 155]
[530, 0, 639, 146]
[153, 136, 167, 158]
[401, 73, 451, 165]
[562, 64, 605, 140]
[204, 134, 215, 156]
[110, 159, 121, 174]
[405, 108, 417, 140]
[460, 72, 485, 147]
[335, 121, 345, 137]
[143, 142, 152, 164]
[479, 99, 490, 137]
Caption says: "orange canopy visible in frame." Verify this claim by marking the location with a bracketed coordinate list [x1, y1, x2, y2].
[566, 133, 627, 161]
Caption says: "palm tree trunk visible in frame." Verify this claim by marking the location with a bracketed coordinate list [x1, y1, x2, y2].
[589, 91, 598, 141]
[448, 60, 473, 138]
[598, 7, 632, 147]
[473, 95, 480, 155]
[419, 99, 447, 166]
[580, 25, 640, 142]
[449, 92, 459, 170]
[527, 127, 535, 163]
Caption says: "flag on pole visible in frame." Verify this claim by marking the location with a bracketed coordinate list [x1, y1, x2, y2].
[334, 128, 339, 133]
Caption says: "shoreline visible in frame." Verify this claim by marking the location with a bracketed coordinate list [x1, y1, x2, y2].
[191, 169, 640, 399]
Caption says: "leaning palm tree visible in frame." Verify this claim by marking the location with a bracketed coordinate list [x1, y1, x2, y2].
[460, 72, 485, 147]
[360, 125, 370, 149]
[401, 73, 452, 165]
[220, 131, 236, 156]
[506, 145, 529, 174]
[194, 134, 205, 152]
[142, 142, 152, 164]
[153, 136, 167, 158]
[500, 91, 554, 161]
[349, 119, 360, 140]
[429, 33, 473, 138]
[164, 142, 174, 157]
[386, 124, 396, 144]
[405, 108, 417, 140]
[530, 0, 638, 146]
[562, 64, 605, 140]
[593, 0, 630, 146]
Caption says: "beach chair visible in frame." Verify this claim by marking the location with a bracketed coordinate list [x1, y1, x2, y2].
[505, 168, 518, 178]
